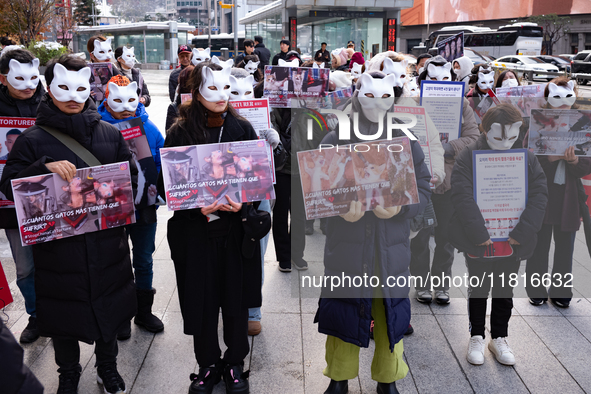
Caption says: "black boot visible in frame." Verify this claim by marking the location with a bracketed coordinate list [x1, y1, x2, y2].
[19, 316, 40, 344]
[117, 320, 131, 341]
[223, 363, 249, 394]
[134, 288, 164, 333]
[189, 360, 223, 394]
[324, 379, 348, 394]
[377, 381, 399, 394]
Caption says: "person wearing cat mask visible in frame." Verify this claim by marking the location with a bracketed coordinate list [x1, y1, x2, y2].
[97, 74, 165, 339]
[158, 62, 262, 394]
[413, 55, 479, 305]
[316, 71, 431, 394]
[526, 77, 591, 309]
[466, 64, 495, 98]
[0, 47, 46, 344]
[87, 36, 121, 103]
[236, 54, 263, 84]
[449, 104, 548, 367]
[0, 54, 138, 394]
[114, 46, 151, 107]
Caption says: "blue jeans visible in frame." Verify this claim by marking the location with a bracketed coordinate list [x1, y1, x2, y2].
[249, 199, 270, 321]
[5, 228, 36, 316]
[127, 222, 157, 290]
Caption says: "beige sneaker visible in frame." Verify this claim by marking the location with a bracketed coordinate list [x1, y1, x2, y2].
[489, 337, 516, 366]
[467, 335, 485, 365]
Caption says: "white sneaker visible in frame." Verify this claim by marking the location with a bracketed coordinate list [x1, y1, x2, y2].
[416, 290, 432, 303]
[435, 290, 450, 305]
[489, 337, 516, 366]
[467, 335, 485, 365]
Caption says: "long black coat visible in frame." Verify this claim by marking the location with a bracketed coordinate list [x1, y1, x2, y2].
[449, 134, 548, 260]
[0, 83, 45, 229]
[0, 94, 138, 343]
[160, 112, 262, 336]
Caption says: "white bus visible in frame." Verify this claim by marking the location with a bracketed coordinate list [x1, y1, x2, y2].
[427, 23, 543, 59]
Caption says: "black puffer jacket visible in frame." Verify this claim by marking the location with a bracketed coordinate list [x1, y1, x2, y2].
[254, 43, 271, 69]
[0, 83, 46, 229]
[0, 94, 138, 343]
[449, 134, 548, 260]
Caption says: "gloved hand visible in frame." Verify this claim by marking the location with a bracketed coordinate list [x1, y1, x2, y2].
[340, 201, 365, 223]
[260, 128, 281, 149]
[441, 142, 455, 158]
[374, 205, 402, 219]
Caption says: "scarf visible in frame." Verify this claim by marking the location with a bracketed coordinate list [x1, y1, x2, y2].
[206, 106, 227, 127]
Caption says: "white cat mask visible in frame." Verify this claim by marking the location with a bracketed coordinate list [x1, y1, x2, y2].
[191, 48, 211, 65]
[5, 58, 40, 90]
[211, 56, 234, 69]
[358, 73, 396, 123]
[107, 81, 138, 113]
[477, 71, 494, 92]
[312, 62, 325, 69]
[92, 38, 113, 61]
[351, 62, 363, 78]
[49, 63, 91, 103]
[199, 66, 231, 102]
[501, 78, 519, 88]
[278, 58, 299, 68]
[548, 81, 576, 108]
[245, 60, 259, 74]
[426, 63, 452, 81]
[119, 46, 137, 68]
[229, 75, 255, 101]
[381, 58, 408, 88]
[404, 77, 419, 97]
[487, 121, 522, 150]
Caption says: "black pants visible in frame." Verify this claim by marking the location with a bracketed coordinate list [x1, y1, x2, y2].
[192, 237, 250, 368]
[52, 337, 118, 374]
[466, 255, 520, 339]
[272, 173, 305, 264]
[526, 223, 576, 301]
[410, 190, 455, 291]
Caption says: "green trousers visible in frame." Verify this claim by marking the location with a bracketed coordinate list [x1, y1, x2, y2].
[323, 297, 408, 383]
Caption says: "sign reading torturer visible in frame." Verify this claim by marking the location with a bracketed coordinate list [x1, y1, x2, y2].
[161, 140, 276, 211]
[11, 162, 135, 246]
[473, 149, 528, 242]
[297, 137, 419, 220]
[0, 117, 36, 208]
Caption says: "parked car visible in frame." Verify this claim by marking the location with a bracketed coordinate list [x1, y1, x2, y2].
[463, 48, 491, 65]
[559, 54, 575, 61]
[571, 50, 591, 85]
[535, 55, 571, 73]
[493, 55, 559, 81]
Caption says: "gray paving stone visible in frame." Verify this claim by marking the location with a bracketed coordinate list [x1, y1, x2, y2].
[436, 314, 529, 394]
[512, 297, 562, 316]
[566, 316, 591, 342]
[260, 262, 300, 314]
[508, 316, 585, 394]
[521, 315, 591, 392]
[130, 311, 197, 394]
[402, 314, 473, 394]
[249, 312, 304, 394]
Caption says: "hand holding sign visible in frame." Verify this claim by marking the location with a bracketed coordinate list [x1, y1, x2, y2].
[374, 205, 402, 219]
[341, 201, 364, 223]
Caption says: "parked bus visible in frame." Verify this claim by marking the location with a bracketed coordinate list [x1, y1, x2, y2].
[191, 31, 246, 58]
[426, 23, 543, 59]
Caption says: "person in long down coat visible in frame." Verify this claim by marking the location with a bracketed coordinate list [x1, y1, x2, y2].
[315, 71, 431, 394]
[0, 54, 137, 394]
[158, 62, 262, 394]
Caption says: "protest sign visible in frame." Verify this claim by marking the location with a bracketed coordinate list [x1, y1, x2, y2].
[469, 89, 501, 124]
[161, 140, 276, 211]
[324, 86, 353, 110]
[473, 149, 528, 241]
[297, 137, 419, 220]
[528, 109, 591, 156]
[0, 117, 35, 208]
[88, 63, 113, 103]
[420, 81, 464, 142]
[180, 93, 192, 104]
[11, 162, 135, 246]
[114, 117, 158, 209]
[495, 84, 546, 117]
[437, 32, 464, 62]
[263, 65, 330, 108]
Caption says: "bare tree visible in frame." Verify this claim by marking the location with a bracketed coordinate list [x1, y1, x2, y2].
[527, 14, 572, 55]
[0, 0, 55, 45]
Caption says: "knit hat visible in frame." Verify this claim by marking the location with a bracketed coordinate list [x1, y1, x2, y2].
[104, 75, 131, 98]
[350, 52, 365, 67]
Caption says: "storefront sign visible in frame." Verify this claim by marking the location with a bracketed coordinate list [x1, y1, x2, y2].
[309, 10, 386, 18]
[290, 17, 297, 50]
[387, 19, 397, 52]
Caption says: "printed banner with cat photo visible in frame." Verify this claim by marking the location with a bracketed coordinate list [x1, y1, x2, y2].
[263, 65, 330, 108]
[114, 117, 158, 209]
[88, 63, 113, 103]
[160, 140, 276, 211]
[0, 117, 35, 208]
[528, 109, 591, 156]
[297, 137, 420, 220]
[495, 84, 546, 118]
[11, 162, 135, 246]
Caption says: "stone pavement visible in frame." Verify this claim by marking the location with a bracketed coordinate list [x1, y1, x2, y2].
[1, 70, 591, 394]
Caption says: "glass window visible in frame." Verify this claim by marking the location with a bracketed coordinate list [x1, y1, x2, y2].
[586, 33, 591, 43]
[145, 33, 165, 63]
